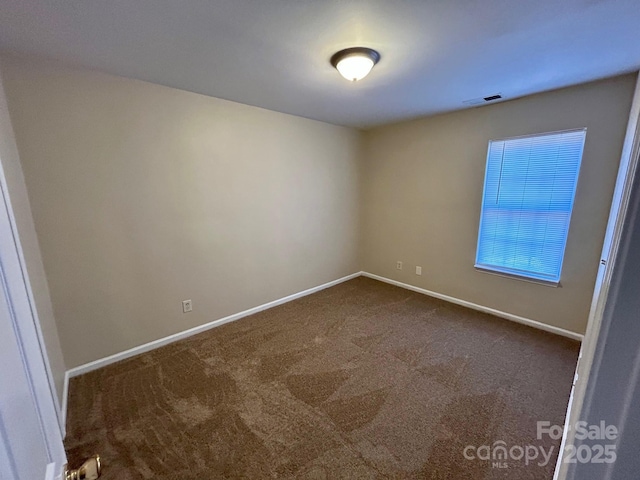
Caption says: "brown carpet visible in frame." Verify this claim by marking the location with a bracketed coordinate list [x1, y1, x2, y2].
[65, 277, 578, 479]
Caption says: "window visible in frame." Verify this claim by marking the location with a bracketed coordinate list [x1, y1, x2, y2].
[475, 129, 586, 285]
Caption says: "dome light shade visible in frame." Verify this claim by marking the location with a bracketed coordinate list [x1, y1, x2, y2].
[330, 47, 380, 82]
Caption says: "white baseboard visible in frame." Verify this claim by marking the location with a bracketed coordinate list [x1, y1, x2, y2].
[61, 272, 361, 428]
[65, 272, 361, 382]
[61, 269, 583, 428]
[361, 272, 584, 342]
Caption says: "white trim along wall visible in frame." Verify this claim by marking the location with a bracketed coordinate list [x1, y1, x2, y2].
[361, 272, 583, 341]
[61, 271, 583, 427]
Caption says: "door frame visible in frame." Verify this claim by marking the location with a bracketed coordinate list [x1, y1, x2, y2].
[0, 71, 67, 479]
[553, 72, 640, 479]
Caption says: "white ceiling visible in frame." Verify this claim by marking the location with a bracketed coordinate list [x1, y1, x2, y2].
[0, 0, 639, 128]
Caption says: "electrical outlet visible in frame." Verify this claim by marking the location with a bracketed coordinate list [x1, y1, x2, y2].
[182, 299, 193, 313]
[416, 266, 422, 275]
[396, 261, 403, 270]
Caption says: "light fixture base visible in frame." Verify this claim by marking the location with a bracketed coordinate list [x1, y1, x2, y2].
[330, 47, 381, 82]
[330, 47, 381, 69]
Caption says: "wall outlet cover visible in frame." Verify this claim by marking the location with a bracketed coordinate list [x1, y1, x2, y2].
[182, 299, 193, 313]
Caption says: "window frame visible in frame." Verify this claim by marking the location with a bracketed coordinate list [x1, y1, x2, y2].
[474, 128, 587, 287]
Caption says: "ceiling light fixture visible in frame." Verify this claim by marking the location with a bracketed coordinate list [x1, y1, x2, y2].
[330, 47, 380, 82]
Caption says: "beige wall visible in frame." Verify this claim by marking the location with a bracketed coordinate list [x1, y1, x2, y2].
[0, 69, 66, 404]
[2, 52, 635, 372]
[361, 74, 636, 335]
[0, 55, 362, 369]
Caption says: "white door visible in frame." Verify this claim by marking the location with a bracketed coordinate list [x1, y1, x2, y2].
[0, 159, 67, 477]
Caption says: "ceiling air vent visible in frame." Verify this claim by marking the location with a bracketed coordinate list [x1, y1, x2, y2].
[463, 93, 503, 106]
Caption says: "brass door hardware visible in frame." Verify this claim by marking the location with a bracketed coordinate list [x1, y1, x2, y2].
[65, 454, 101, 480]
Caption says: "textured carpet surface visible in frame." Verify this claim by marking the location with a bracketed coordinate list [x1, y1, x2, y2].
[65, 277, 579, 479]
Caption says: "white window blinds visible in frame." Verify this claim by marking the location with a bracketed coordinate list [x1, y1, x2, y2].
[475, 129, 586, 284]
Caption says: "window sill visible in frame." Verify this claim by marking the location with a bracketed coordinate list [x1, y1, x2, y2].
[474, 266, 561, 288]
